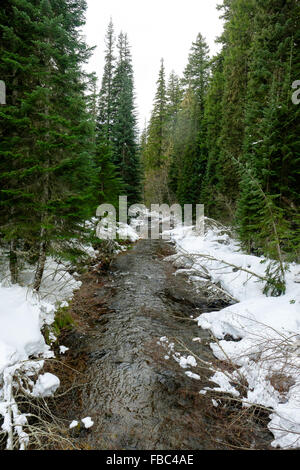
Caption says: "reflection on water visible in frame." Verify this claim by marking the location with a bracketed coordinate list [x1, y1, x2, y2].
[78, 240, 225, 450]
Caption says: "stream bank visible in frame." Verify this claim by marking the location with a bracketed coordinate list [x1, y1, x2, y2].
[50, 238, 272, 450]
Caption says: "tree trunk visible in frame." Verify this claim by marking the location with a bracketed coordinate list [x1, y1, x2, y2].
[33, 238, 47, 292]
[9, 76, 19, 285]
[34, 90, 50, 292]
[9, 240, 18, 284]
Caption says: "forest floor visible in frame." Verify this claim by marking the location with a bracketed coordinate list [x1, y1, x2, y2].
[49, 236, 273, 450]
[1, 215, 299, 450]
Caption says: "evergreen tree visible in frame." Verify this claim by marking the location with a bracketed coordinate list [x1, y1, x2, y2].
[200, 53, 225, 217]
[97, 19, 115, 145]
[142, 59, 171, 204]
[182, 32, 210, 113]
[93, 144, 124, 208]
[0, 0, 96, 288]
[171, 33, 210, 206]
[138, 122, 148, 203]
[165, 71, 182, 138]
[165, 71, 183, 202]
[215, 0, 256, 215]
[111, 32, 140, 204]
[95, 20, 125, 207]
[172, 89, 201, 207]
[237, 0, 300, 256]
[144, 59, 168, 170]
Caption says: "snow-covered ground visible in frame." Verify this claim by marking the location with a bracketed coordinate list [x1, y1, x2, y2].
[99, 209, 300, 448]
[162, 220, 300, 449]
[1, 211, 299, 449]
[0, 220, 138, 449]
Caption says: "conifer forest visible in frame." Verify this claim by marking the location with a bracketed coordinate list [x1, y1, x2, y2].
[0, 0, 299, 453]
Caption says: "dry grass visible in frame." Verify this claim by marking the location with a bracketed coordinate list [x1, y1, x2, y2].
[149, 337, 274, 450]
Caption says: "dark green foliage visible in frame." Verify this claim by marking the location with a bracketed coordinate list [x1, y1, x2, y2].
[169, 34, 210, 206]
[201, 0, 299, 262]
[166, 71, 183, 134]
[200, 53, 225, 218]
[96, 27, 141, 206]
[142, 0, 299, 267]
[0, 7, 141, 289]
[171, 89, 201, 207]
[166, 71, 183, 201]
[96, 18, 115, 145]
[144, 59, 168, 170]
[111, 33, 140, 204]
[182, 33, 210, 113]
[141, 59, 171, 204]
[0, 0, 98, 288]
[93, 142, 124, 208]
[1, 0, 299, 295]
[235, 0, 300, 258]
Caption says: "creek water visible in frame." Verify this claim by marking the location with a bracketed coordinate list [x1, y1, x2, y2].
[70, 238, 231, 450]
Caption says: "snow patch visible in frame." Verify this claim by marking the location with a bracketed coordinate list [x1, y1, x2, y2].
[81, 416, 94, 429]
[32, 373, 60, 398]
[164, 218, 300, 449]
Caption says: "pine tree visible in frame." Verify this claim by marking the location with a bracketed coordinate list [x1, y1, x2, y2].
[0, 0, 96, 288]
[95, 20, 125, 207]
[97, 19, 115, 145]
[172, 89, 201, 207]
[166, 71, 182, 137]
[111, 32, 140, 204]
[138, 122, 148, 202]
[237, 0, 300, 257]
[170, 33, 210, 206]
[182, 33, 210, 113]
[142, 59, 171, 204]
[215, 0, 256, 216]
[165, 71, 183, 202]
[144, 58, 168, 170]
[200, 53, 225, 218]
[93, 144, 124, 208]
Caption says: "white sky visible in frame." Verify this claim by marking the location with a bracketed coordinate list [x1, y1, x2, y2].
[83, 0, 224, 130]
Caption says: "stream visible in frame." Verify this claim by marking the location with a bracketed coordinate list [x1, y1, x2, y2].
[59, 237, 234, 450]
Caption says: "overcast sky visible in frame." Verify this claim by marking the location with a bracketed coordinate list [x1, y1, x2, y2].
[83, 0, 224, 130]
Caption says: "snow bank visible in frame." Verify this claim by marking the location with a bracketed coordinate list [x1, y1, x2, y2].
[0, 218, 141, 449]
[0, 282, 57, 449]
[0, 241, 94, 448]
[0, 285, 54, 374]
[165, 220, 300, 449]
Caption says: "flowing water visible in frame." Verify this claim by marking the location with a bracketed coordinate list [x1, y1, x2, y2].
[67, 238, 232, 450]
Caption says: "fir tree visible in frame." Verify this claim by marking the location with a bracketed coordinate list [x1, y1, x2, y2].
[165, 71, 183, 202]
[97, 19, 116, 145]
[215, 0, 256, 215]
[166, 71, 182, 137]
[182, 32, 210, 113]
[172, 89, 201, 207]
[144, 58, 168, 170]
[95, 20, 125, 207]
[237, 0, 300, 257]
[0, 0, 96, 288]
[171, 33, 210, 206]
[111, 32, 140, 204]
[142, 59, 171, 204]
[200, 53, 225, 218]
